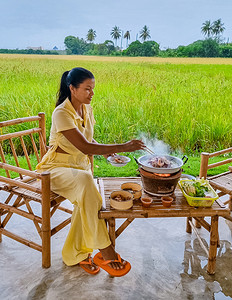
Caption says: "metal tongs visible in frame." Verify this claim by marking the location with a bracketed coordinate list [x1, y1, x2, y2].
[145, 146, 155, 155]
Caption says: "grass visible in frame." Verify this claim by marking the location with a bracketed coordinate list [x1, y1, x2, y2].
[0, 54, 232, 178]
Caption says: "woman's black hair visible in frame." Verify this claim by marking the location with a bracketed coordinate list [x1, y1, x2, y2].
[56, 67, 94, 107]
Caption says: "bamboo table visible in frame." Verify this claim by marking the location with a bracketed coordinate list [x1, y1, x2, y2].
[98, 177, 231, 275]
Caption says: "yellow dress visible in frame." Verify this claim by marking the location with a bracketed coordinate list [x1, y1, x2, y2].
[36, 98, 111, 266]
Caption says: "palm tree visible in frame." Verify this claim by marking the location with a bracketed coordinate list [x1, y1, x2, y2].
[86, 29, 96, 42]
[111, 26, 121, 47]
[124, 31, 131, 48]
[212, 19, 225, 37]
[139, 25, 151, 42]
[201, 20, 213, 38]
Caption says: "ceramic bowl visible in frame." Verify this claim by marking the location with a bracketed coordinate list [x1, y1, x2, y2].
[161, 196, 173, 208]
[121, 182, 142, 199]
[141, 197, 153, 208]
[110, 190, 133, 210]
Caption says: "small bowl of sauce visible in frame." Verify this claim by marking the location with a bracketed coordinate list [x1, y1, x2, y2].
[141, 197, 153, 208]
[161, 196, 173, 208]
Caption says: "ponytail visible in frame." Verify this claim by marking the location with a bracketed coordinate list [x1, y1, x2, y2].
[56, 67, 94, 107]
[56, 71, 71, 107]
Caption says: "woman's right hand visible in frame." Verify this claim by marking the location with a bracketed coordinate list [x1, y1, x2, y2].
[123, 139, 146, 152]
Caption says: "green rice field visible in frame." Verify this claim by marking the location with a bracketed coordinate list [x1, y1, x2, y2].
[1, 54, 232, 177]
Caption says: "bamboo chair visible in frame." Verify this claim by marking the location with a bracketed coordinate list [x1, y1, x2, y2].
[199, 148, 232, 222]
[0, 113, 72, 268]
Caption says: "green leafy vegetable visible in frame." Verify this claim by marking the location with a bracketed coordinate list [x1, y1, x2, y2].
[182, 180, 209, 197]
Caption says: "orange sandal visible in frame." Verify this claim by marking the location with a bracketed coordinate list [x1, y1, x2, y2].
[93, 252, 131, 277]
[79, 254, 100, 275]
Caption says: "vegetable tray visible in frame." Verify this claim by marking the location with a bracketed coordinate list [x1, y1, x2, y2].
[178, 179, 219, 207]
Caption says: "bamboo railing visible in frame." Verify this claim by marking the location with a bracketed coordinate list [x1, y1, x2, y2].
[199, 148, 232, 211]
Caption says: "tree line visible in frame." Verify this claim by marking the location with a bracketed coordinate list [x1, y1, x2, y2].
[64, 20, 232, 57]
[0, 48, 59, 55]
[1, 20, 232, 58]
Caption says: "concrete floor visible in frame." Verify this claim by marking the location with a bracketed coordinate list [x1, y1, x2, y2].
[1, 195, 232, 300]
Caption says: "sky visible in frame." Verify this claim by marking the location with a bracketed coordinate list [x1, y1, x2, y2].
[0, 0, 232, 50]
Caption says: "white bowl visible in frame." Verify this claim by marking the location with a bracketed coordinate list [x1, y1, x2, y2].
[107, 155, 131, 167]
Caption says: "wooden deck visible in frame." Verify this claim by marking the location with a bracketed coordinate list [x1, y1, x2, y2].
[98, 177, 231, 275]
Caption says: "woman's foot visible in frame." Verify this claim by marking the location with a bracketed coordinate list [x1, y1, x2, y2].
[99, 244, 127, 270]
[79, 254, 100, 274]
[93, 249, 131, 277]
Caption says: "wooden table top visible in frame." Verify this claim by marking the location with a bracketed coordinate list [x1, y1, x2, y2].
[98, 177, 230, 219]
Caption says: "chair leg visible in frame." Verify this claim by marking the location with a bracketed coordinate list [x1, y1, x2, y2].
[42, 221, 51, 268]
[41, 172, 51, 268]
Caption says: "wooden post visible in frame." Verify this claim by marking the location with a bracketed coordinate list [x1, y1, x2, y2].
[41, 171, 51, 268]
[186, 217, 192, 233]
[199, 152, 210, 179]
[207, 215, 218, 275]
[197, 153, 210, 229]
[38, 113, 46, 159]
[108, 218, 116, 248]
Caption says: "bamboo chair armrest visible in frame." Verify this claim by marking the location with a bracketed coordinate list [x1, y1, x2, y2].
[0, 116, 40, 127]
[208, 158, 232, 169]
[0, 162, 41, 179]
[0, 175, 42, 193]
[206, 147, 232, 158]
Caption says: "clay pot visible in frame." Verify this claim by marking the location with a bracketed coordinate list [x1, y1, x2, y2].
[161, 196, 173, 208]
[141, 197, 153, 208]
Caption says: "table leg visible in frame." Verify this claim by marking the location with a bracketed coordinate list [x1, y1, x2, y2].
[108, 217, 116, 248]
[207, 215, 218, 275]
[186, 217, 192, 233]
[104, 219, 108, 229]
[217, 231, 220, 248]
[195, 218, 201, 228]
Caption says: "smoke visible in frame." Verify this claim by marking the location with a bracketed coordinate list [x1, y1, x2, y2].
[139, 134, 171, 155]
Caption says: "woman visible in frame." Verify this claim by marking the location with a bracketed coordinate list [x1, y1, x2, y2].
[36, 67, 145, 277]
